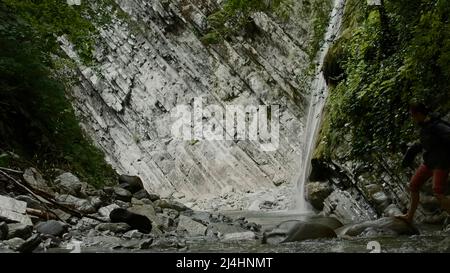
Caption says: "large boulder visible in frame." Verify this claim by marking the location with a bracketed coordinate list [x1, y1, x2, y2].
[282, 222, 337, 243]
[36, 220, 68, 237]
[23, 168, 54, 194]
[306, 182, 333, 210]
[54, 172, 83, 196]
[109, 208, 152, 234]
[337, 217, 420, 237]
[118, 175, 144, 194]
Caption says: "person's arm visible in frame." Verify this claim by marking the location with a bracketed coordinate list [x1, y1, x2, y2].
[402, 142, 422, 168]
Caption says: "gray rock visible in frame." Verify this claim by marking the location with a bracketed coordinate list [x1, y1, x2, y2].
[306, 182, 333, 210]
[0, 222, 8, 240]
[56, 194, 96, 214]
[51, 209, 72, 222]
[133, 189, 151, 200]
[0, 195, 33, 226]
[17, 234, 41, 253]
[23, 168, 54, 194]
[118, 175, 144, 194]
[163, 208, 180, 219]
[337, 217, 419, 237]
[15, 195, 45, 210]
[154, 199, 190, 212]
[88, 196, 104, 209]
[207, 223, 247, 237]
[7, 223, 33, 240]
[123, 229, 143, 239]
[98, 204, 120, 219]
[139, 238, 154, 250]
[222, 231, 256, 242]
[54, 172, 83, 196]
[307, 216, 343, 230]
[383, 204, 403, 217]
[5, 237, 25, 251]
[96, 223, 131, 233]
[282, 222, 337, 243]
[36, 220, 68, 237]
[113, 187, 132, 202]
[176, 215, 207, 237]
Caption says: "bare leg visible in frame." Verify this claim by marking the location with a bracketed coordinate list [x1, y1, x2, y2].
[397, 191, 420, 223]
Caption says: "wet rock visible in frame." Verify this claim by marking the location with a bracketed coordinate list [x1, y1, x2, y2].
[96, 223, 131, 233]
[177, 215, 207, 237]
[114, 200, 131, 209]
[98, 204, 120, 219]
[281, 222, 337, 243]
[0, 222, 8, 240]
[337, 217, 419, 237]
[17, 234, 41, 253]
[110, 208, 152, 234]
[307, 216, 343, 230]
[383, 204, 403, 217]
[113, 187, 132, 202]
[133, 189, 153, 200]
[222, 231, 256, 242]
[151, 237, 186, 249]
[23, 168, 54, 194]
[154, 199, 190, 212]
[128, 205, 157, 223]
[323, 190, 377, 224]
[207, 223, 247, 237]
[36, 220, 68, 237]
[54, 172, 83, 196]
[56, 194, 96, 214]
[7, 223, 33, 240]
[118, 175, 144, 194]
[306, 182, 333, 210]
[123, 229, 143, 239]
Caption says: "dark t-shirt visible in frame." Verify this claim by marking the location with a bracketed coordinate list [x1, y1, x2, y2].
[419, 117, 450, 169]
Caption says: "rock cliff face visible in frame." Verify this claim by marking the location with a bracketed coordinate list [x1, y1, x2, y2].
[61, 0, 331, 205]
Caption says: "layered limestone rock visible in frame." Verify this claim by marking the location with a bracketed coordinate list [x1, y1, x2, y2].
[62, 0, 326, 203]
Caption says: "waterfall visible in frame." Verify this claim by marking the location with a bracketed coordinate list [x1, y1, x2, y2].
[294, 0, 346, 212]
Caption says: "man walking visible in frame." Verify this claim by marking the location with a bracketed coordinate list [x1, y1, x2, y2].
[398, 102, 450, 223]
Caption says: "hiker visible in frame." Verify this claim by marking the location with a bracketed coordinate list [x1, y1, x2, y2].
[398, 102, 450, 223]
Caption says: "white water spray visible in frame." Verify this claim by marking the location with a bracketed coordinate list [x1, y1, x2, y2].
[294, 0, 346, 212]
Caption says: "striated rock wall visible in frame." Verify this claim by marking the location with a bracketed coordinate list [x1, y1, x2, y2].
[62, 0, 330, 203]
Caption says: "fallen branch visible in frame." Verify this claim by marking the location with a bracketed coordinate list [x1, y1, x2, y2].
[0, 167, 23, 174]
[26, 208, 58, 221]
[0, 169, 106, 223]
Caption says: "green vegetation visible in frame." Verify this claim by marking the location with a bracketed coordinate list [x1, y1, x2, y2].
[202, 0, 289, 45]
[318, 0, 450, 169]
[0, 2, 116, 187]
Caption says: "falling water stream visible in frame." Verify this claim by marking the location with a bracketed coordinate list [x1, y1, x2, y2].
[295, 0, 346, 212]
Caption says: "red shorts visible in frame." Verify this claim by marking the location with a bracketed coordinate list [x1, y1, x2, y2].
[409, 164, 449, 195]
